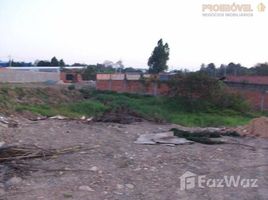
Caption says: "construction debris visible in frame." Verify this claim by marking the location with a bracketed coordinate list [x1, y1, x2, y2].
[170, 128, 239, 144]
[0, 116, 18, 128]
[95, 107, 143, 124]
[49, 115, 68, 120]
[135, 128, 241, 146]
[0, 144, 85, 163]
[234, 117, 268, 138]
[135, 131, 193, 145]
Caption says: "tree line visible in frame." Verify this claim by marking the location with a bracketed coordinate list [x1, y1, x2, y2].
[4, 39, 268, 78]
[199, 62, 268, 77]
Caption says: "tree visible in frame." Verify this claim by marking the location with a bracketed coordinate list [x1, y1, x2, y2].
[37, 60, 51, 66]
[51, 57, 59, 66]
[59, 59, 65, 66]
[251, 63, 268, 75]
[81, 65, 97, 80]
[199, 63, 216, 77]
[11, 60, 32, 67]
[148, 39, 169, 73]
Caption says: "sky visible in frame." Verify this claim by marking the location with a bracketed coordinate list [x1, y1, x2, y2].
[0, 0, 267, 70]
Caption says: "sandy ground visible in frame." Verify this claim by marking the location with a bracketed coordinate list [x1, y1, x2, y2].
[0, 119, 267, 200]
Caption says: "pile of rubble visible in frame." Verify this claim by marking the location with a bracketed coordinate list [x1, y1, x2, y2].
[235, 117, 268, 138]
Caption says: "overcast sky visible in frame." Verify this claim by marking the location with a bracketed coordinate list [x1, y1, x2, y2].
[0, 0, 267, 70]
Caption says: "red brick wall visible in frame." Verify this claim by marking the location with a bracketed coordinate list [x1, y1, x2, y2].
[96, 80, 170, 95]
[231, 89, 268, 110]
[96, 80, 268, 111]
[111, 80, 125, 92]
[126, 81, 143, 93]
[96, 80, 111, 91]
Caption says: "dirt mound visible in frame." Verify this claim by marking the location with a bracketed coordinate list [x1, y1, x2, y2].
[95, 107, 143, 124]
[235, 117, 268, 138]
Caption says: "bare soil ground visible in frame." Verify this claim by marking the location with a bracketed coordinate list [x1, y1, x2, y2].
[0, 119, 267, 200]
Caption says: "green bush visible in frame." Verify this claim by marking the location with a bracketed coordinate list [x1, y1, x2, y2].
[68, 84, 75, 90]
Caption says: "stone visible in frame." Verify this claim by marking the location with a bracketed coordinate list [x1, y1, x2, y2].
[125, 184, 134, 189]
[0, 141, 5, 147]
[50, 115, 68, 120]
[135, 132, 193, 145]
[116, 184, 124, 189]
[89, 166, 98, 171]
[78, 185, 94, 192]
[0, 188, 5, 196]
[6, 177, 22, 186]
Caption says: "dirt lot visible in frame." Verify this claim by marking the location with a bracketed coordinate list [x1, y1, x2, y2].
[0, 119, 267, 200]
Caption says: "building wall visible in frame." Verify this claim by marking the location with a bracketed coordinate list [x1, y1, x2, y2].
[0, 69, 60, 83]
[96, 79, 170, 96]
[230, 88, 268, 111]
[60, 72, 83, 83]
[96, 74, 268, 111]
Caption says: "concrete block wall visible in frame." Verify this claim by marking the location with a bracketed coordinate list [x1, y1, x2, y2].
[0, 69, 60, 83]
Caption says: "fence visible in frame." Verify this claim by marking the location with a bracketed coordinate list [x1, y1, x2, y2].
[0, 69, 60, 83]
[96, 73, 268, 111]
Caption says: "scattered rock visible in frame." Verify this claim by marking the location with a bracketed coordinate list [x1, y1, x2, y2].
[0, 141, 5, 147]
[63, 193, 73, 198]
[89, 166, 98, 171]
[80, 116, 86, 120]
[116, 184, 124, 189]
[86, 117, 93, 122]
[6, 176, 22, 186]
[135, 131, 193, 145]
[78, 185, 94, 192]
[50, 115, 68, 120]
[125, 183, 135, 189]
[0, 188, 5, 196]
[0, 116, 18, 128]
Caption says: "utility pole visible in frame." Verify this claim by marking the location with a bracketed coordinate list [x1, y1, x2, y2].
[8, 55, 12, 67]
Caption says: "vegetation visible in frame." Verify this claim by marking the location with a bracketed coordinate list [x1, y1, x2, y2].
[167, 73, 250, 112]
[37, 56, 65, 66]
[15, 100, 107, 118]
[12, 91, 253, 127]
[0, 85, 258, 127]
[148, 39, 169, 73]
[199, 62, 268, 77]
[89, 91, 252, 127]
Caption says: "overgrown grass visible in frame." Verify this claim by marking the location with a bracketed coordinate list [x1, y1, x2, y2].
[15, 100, 108, 118]
[12, 90, 254, 127]
[89, 91, 253, 127]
